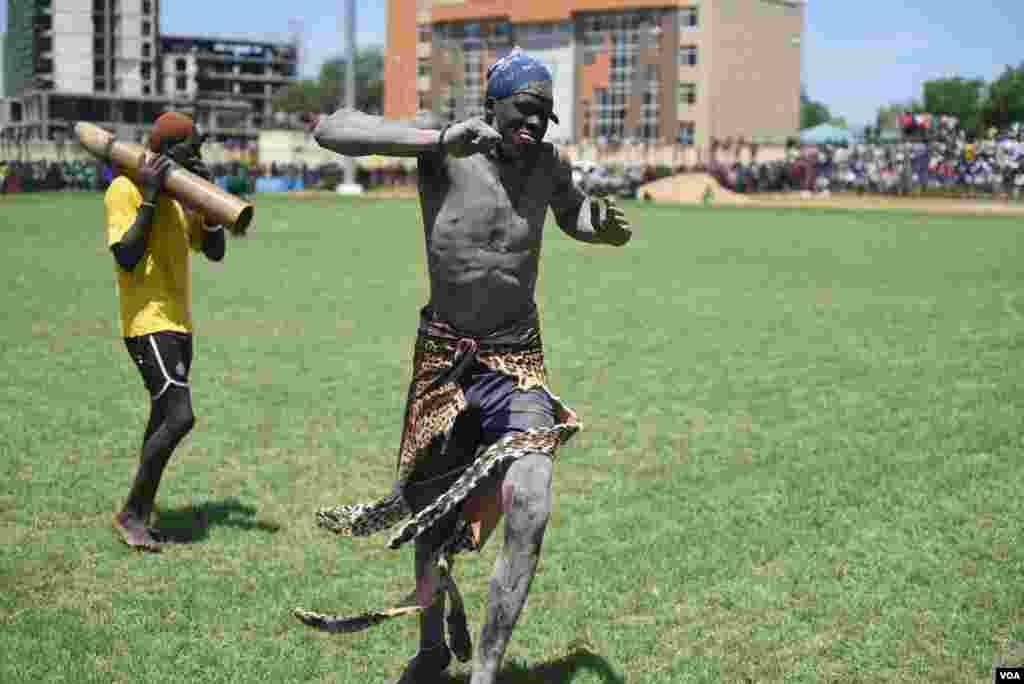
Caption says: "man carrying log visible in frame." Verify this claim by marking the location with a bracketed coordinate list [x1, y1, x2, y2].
[107, 111, 226, 552]
[295, 51, 632, 683]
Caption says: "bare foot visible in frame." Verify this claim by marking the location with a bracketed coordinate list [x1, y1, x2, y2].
[386, 644, 452, 684]
[114, 512, 161, 552]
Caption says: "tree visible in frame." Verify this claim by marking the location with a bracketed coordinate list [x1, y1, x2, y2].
[272, 46, 385, 116]
[980, 63, 1024, 131]
[318, 47, 385, 114]
[272, 79, 323, 115]
[800, 87, 831, 130]
[922, 77, 985, 134]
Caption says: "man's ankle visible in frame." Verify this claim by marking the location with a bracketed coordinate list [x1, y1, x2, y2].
[391, 643, 452, 684]
[417, 641, 448, 654]
[116, 509, 143, 525]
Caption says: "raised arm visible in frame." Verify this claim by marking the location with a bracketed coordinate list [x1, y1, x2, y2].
[549, 149, 632, 247]
[313, 109, 503, 160]
[313, 108, 443, 158]
[108, 155, 174, 272]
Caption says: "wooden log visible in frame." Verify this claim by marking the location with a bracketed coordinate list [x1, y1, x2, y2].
[74, 121, 253, 235]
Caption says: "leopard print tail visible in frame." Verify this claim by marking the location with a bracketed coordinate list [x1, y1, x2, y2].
[316, 491, 411, 537]
[292, 604, 422, 634]
[387, 423, 580, 551]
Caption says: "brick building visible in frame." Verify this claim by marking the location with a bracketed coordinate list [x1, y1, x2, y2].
[384, 0, 806, 150]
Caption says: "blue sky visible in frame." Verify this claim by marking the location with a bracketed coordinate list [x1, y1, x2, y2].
[2, 0, 1020, 126]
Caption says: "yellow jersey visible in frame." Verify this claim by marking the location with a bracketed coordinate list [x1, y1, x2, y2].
[105, 175, 206, 338]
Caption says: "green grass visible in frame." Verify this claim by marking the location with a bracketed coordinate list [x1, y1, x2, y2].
[1, 192, 1022, 683]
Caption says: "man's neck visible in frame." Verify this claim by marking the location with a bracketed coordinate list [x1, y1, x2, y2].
[490, 144, 538, 167]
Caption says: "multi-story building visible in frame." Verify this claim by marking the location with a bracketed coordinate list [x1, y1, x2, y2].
[160, 33, 299, 139]
[385, 0, 805, 150]
[2, 0, 297, 146]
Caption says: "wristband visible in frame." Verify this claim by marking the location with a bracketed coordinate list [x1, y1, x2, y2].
[140, 200, 156, 209]
[204, 224, 224, 233]
[438, 124, 451, 156]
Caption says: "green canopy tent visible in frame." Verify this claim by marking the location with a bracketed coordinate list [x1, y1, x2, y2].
[800, 123, 854, 145]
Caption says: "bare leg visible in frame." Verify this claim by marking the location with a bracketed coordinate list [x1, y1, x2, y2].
[384, 522, 453, 683]
[114, 386, 195, 551]
[470, 451, 553, 684]
[414, 530, 448, 651]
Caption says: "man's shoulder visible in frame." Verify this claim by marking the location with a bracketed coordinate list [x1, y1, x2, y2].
[542, 142, 572, 168]
[105, 175, 141, 200]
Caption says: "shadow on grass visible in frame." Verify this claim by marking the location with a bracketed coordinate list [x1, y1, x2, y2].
[152, 497, 281, 543]
[440, 647, 624, 684]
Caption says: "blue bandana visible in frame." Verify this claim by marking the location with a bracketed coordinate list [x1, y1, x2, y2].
[485, 49, 560, 124]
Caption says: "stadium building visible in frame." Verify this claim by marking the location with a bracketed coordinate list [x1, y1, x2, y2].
[2, 0, 298, 146]
[384, 0, 806, 150]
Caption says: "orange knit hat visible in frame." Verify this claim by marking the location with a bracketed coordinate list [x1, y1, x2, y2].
[149, 112, 195, 152]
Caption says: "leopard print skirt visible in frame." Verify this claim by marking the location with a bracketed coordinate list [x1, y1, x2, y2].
[315, 327, 581, 555]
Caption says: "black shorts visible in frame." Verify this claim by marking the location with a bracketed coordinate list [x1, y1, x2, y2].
[404, 361, 556, 509]
[124, 331, 193, 400]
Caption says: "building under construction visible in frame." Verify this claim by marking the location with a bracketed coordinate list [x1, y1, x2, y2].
[1, 0, 298, 146]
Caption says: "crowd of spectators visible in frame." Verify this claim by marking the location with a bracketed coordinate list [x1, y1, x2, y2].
[711, 120, 1024, 198]
[0, 158, 417, 196]
[0, 159, 111, 194]
[6, 117, 1021, 200]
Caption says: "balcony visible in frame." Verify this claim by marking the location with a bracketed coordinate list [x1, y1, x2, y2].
[197, 70, 294, 84]
[194, 50, 297, 66]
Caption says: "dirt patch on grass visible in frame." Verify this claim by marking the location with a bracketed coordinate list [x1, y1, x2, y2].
[639, 176, 1024, 216]
[753, 192, 1024, 216]
[639, 173, 751, 205]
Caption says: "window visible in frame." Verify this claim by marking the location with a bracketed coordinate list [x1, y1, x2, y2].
[142, 42, 150, 57]
[680, 45, 697, 66]
[143, 84, 151, 95]
[679, 82, 696, 106]
[418, 25, 431, 44]
[679, 122, 695, 145]
[141, 20, 151, 36]
[142, 0, 151, 13]
[680, 7, 698, 30]
[176, 75, 187, 91]
[176, 58, 187, 72]
[141, 63, 150, 79]
[417, 58, 431, 78]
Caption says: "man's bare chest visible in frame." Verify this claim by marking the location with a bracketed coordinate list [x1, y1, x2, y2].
[435, 155, 551, 234]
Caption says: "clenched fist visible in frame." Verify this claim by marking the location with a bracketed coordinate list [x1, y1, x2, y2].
[591, 195, 632, 246]
[139, 153, 176, 204]
[441, 118, 502, 158]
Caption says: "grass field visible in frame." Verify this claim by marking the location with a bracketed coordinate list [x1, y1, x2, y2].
[2, 192, 1022, 683]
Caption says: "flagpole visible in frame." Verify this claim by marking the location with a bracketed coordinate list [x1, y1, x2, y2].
[345, 0, 357, 187]
[338, 0, 363, 193]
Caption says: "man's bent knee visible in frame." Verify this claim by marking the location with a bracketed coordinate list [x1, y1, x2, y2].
[502, 452, 552, 506]
[502, 452, 553, 541]
[164, 396, 195, 439]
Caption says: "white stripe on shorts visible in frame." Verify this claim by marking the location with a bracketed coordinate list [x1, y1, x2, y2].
[148, 335, 190, 400]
